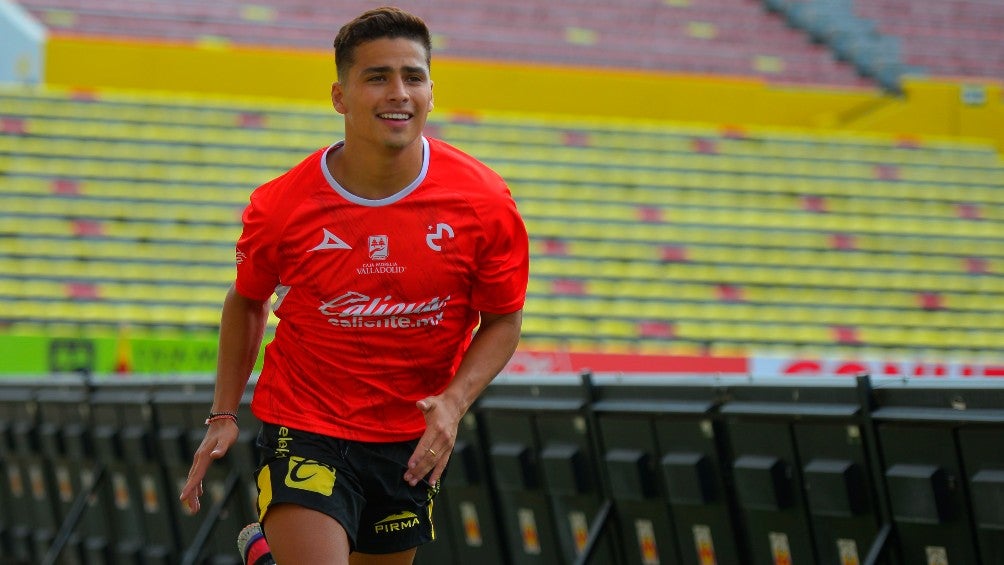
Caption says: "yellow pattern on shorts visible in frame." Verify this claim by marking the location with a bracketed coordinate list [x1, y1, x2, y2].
[284, 456, 336, 496]
[256, 465, 272, 522]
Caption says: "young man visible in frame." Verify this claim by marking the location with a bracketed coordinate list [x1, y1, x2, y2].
[179, 7, 529, 564]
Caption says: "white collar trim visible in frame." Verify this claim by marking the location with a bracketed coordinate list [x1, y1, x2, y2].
[320, 136, 430, 207]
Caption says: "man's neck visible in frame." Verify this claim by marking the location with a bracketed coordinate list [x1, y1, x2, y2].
[326, 138, 424, 200]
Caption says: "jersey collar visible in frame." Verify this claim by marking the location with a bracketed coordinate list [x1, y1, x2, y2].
[320, 136, 430, 207]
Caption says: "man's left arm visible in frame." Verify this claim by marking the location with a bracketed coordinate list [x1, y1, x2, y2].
[404, 309, 523, 486]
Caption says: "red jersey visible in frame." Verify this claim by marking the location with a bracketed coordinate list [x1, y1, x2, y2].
[235, 137, 529, 442]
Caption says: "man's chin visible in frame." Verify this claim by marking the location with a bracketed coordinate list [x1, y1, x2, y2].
[382, 135, 422, 151]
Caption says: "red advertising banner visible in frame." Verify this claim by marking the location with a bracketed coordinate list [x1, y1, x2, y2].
[503, 349, 748, 375]
[503, 349, 1004, 379]
[751, 355, 1004, 379]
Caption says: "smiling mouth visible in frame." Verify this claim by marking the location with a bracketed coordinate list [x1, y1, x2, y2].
[378, 112, 411, 120]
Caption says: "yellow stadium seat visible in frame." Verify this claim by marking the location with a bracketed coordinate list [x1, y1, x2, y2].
[2, 85, 1002, 353]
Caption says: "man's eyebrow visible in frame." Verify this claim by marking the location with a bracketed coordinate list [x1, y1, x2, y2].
[361, 65, 428, 75]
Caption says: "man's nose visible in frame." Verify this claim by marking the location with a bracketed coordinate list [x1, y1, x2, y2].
[388, 76, 409, 101]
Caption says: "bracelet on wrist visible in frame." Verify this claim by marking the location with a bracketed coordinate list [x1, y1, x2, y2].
[205, 411, 238, 426]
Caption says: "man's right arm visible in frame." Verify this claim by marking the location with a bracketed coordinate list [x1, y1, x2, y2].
[179, 283, 270, 514]
[211, 283, 271, 416]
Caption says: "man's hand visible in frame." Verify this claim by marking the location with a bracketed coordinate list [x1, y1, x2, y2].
[403, 309, 521, 487]
[404, 395, 461, 487]
[178, 420, 239, 513]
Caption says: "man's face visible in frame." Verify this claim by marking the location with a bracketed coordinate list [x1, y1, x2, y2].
[331, 37, 433, 152]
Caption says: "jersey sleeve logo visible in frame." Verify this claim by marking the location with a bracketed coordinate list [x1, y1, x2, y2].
[426, 223, 455, 252]
[309, 228, 353, 252]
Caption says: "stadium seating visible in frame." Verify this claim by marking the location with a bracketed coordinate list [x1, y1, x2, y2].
[18, 0, 1004, 91]
[15, 0, 869, 87]
[2, 86, 1002, 358]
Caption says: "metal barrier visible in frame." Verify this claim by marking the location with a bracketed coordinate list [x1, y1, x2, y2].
[871, 379, 1004, 564]
[478, 374, 619, 564]
[4, 373, 1004, 565]
[36, 384, 93, 565]
[591, 375, 743, 565]
[720, 377, 890, 565]
[0, 382, 42, 563]
[149, 383, 260, 565]
[90, 384, 167, 563]
[415, 410, 501, 565]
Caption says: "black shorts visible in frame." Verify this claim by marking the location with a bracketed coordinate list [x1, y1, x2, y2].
[253, 423, 441, 554]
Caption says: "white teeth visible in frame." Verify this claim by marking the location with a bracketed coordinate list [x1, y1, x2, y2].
[379, 113, 410, 120]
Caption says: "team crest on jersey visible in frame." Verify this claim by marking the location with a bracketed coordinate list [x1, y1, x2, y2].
[369, 235, 389, 260]
[426, 222, 455, 252]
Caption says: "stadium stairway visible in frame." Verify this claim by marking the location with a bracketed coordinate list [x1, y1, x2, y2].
[2, 86, 1003, 360]
[766, 0, 1004, 91]
[853, 0, 1004, 81]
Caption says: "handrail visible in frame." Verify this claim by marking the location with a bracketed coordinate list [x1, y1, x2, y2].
[572, 499, 614, 565]
[855, 374, 899, 565]
[42, 461, 107, 565]
[180, 468, 241, 565]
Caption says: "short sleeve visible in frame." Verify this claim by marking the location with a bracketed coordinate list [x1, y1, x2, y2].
[470, 193, 530, 314]
[234, 191, 281, 301]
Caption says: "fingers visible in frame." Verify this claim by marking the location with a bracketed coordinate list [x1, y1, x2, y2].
[405, 396, 458, 486]
[179, 474, 204, 514]
[179, 480, 203, 514]
[404, 444, 426, 486]
[428, 454, 448, 487]
[179, 454, 209, 514]
[178, 435, 230, 514]
[405, 445, 447, 486]
[405, 442, 427, 484]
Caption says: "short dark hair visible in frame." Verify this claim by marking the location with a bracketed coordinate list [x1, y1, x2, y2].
[333, 6, 432, 81]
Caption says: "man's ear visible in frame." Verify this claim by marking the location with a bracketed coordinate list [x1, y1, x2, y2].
[331, 82, 347, 114]
[428, 81, 434, 112]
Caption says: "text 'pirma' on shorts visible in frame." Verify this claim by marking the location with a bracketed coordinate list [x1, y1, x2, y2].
[253, 423, 441, 554]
